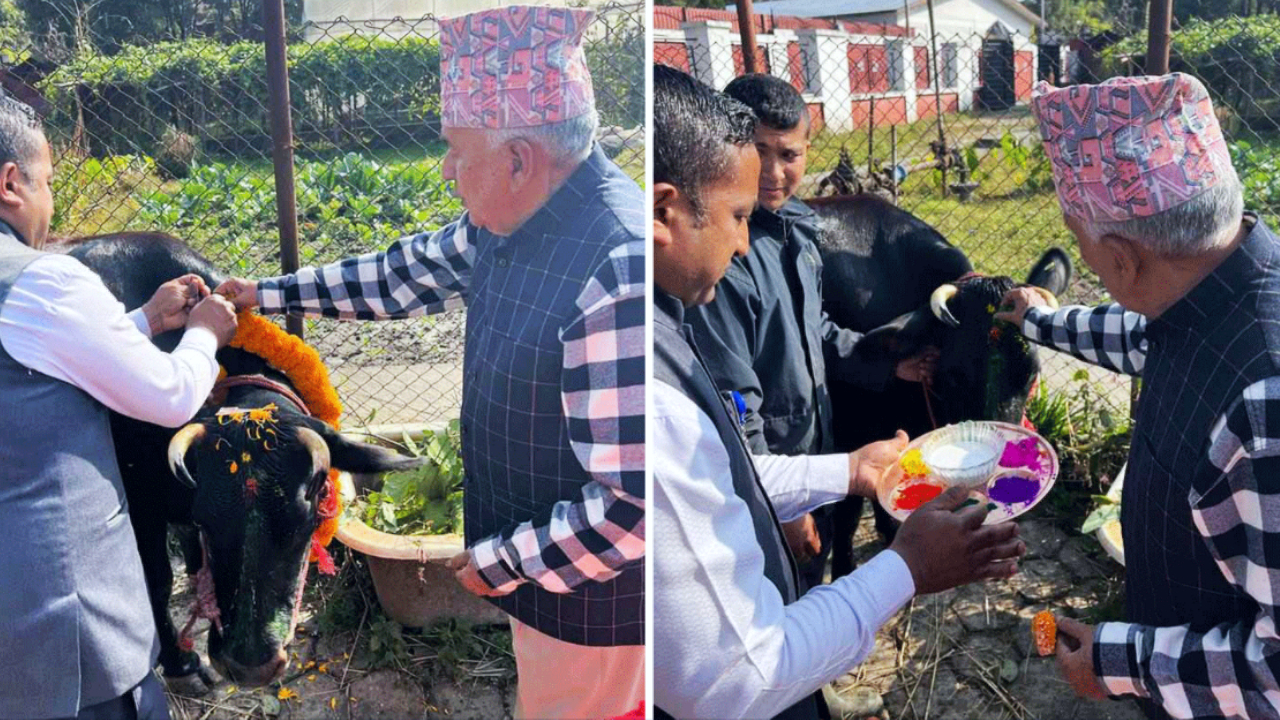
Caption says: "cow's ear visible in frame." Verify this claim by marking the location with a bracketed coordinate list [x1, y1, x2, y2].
[1026, 247, 1072, 297]
[300, 418, 426, 474]
[856, 308, 935, 361]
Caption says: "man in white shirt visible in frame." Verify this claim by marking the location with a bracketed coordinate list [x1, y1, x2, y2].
[0, 93, 237, 720]
[651, 65, 1026, 720]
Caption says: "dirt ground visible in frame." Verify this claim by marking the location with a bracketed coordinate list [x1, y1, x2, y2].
[161, 501, 1139, 720]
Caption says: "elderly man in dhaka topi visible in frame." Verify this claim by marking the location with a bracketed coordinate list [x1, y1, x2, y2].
[997, 73, 1280, 719]
[215, 6, 645, 719]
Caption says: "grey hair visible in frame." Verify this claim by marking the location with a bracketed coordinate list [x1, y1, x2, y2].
[0, 93, 43, 182]
[1077, 167, 1245, 257]
[486, 110, 597, 166]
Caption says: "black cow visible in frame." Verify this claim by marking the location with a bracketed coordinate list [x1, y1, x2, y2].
[810, 194, 1072, 578]
[64, 233, 419, 688]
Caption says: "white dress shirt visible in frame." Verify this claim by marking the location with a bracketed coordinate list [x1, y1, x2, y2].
[0, 254, 219, 428]
[653, 379, 916, 720]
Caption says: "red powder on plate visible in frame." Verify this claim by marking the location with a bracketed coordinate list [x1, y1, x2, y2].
[896, 481, 944, 511]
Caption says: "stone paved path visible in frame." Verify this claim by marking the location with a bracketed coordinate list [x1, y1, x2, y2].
[161, 509, 1140, 720]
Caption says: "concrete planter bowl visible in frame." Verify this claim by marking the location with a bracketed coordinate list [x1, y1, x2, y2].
[334, 427, 508, 628]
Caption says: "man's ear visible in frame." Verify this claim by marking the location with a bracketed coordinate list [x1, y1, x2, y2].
[507, 136, 536, 188]
[0, 162, 24, 210]
[1100, 233, 1141, 296]
[653, 183, 678, 249]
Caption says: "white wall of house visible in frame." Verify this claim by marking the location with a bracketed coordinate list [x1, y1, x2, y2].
[902, 0, 1037, 38]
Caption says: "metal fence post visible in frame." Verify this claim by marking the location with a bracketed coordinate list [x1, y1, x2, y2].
[262, 0, 303, 338]
[1146, 0, 1173, 75]
[736, 0, 762, 74]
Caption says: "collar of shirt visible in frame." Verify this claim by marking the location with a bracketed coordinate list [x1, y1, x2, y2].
[655, 287, 685, 331]
[0, 219, 27, 248]
[1148, 213, 1277, 340]
[486, 143, 611, 250]
[750, 196, 815, 240]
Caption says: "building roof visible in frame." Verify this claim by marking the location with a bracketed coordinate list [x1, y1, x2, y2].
[740, 0, 1041, 26]
[744, 0, 905, 15]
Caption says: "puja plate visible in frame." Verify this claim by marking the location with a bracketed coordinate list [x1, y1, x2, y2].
[876, 421, 1058, 525]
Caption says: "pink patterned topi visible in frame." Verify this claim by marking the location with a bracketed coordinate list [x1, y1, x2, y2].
[1030, 73, 1232, 222]
[440, 5, 596, 130]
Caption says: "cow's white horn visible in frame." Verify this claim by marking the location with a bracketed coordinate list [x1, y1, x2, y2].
[1032, 286, 1061, 310]
[295, 426, 331, 500]
[930, 284, 961, 327]
[168, 423, 208, 489]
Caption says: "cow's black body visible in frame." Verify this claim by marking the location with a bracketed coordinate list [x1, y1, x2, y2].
[810, 195, 974, 451]
[63, 232, 415, 687]
[810, 195, 1071, 578]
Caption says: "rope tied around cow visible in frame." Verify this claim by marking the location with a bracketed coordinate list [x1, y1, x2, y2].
[179, 538, 222, 653]
[177, 313, 345, 653]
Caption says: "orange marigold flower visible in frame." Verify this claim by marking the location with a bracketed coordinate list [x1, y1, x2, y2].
[1032, 610, 1056, 657]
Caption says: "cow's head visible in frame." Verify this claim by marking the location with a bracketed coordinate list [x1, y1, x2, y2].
[167, 405, 420, 686]
[857, 248, 1073, 426]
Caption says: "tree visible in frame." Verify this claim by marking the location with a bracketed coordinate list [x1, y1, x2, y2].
[17, 0, 304, 54]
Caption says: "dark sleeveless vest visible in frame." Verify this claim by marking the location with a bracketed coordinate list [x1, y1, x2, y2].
[0, 226, 157, 719]
[653, 289, 819, 720]
[1122, 218, 1280, 719]
[460, 146, 644, 646]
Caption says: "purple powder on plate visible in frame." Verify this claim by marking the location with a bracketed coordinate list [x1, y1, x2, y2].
[989, 474, 1040, 505]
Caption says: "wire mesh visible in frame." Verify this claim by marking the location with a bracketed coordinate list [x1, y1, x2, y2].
[654, 8, 1280, 424]
[28, 1, 644, 426]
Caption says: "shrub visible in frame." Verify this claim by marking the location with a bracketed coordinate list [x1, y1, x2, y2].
[1101, 16, 1280, 124]
[40, 35, 442, 156]
[155, 126, 197, 179]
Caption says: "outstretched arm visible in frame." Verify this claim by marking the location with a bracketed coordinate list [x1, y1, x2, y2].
[217, 218, 476, 320]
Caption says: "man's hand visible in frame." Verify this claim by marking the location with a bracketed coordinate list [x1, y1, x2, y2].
[848, 430, 909, 498]
[1056, 617, 1108, 700]
[446, 550, 510, 598]
[142, 274, 209, 335]
[890, 486, 1024, 594]
[995, 287, 1052, 327]
[188, 294, 239, 348]
[895, 347, 940, 384]
[213, 278, 259, 311]
[781, 514, 822, 566]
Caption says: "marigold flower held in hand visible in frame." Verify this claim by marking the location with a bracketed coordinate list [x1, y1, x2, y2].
[1032, 610, 1056, 657]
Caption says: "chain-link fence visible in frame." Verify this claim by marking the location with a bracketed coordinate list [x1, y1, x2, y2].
[655, 6, 1280, 424]
[25, 0, 642, 426]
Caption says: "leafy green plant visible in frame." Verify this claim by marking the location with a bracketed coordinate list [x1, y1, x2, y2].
[1231, 137, 1280, 218]
[355, 421, 464, 536]
[1081, 494, 1120, 534]
[1026, 371, 1132, 523]
[1101, 16, 1280, 123]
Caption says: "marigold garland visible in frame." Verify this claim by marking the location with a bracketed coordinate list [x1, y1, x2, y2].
[221, 312, 345, 573]
[228, 312, 343, 428]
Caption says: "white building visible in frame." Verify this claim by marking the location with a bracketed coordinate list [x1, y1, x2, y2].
[742, 0, 1042, 38]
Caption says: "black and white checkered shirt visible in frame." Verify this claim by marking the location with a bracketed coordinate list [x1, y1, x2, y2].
[1022, 216, 1280, 719]
[257, 146, 645, 645]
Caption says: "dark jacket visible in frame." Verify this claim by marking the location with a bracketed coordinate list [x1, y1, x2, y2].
[688, 197, 895, 456]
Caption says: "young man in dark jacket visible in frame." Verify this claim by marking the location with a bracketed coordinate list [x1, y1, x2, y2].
[688, 74, 936, 592]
